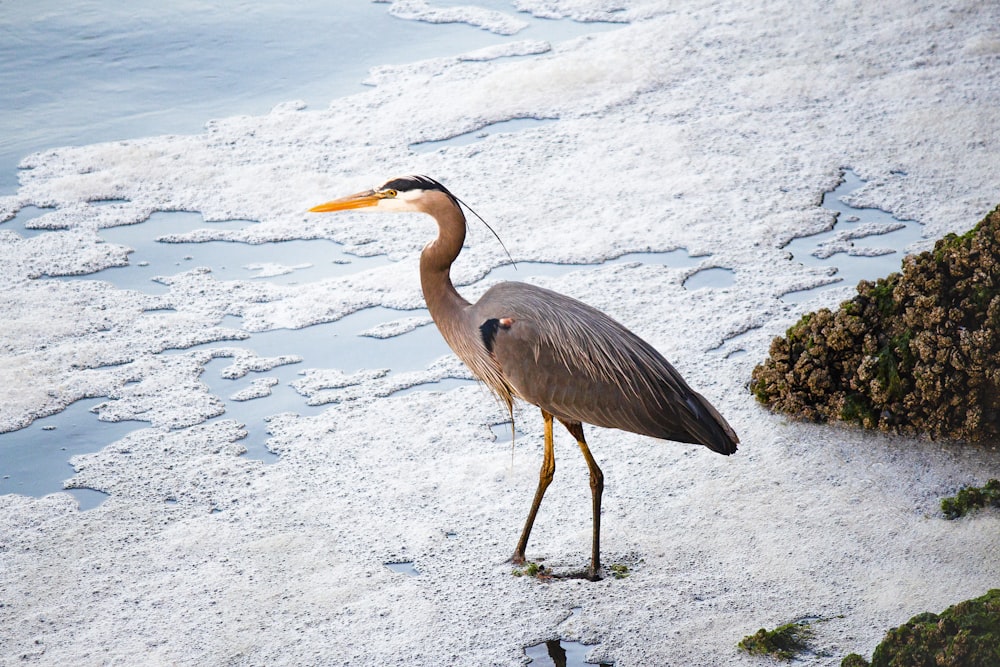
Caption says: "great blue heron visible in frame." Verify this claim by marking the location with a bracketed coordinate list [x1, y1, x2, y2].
[310, 175, 738, 580]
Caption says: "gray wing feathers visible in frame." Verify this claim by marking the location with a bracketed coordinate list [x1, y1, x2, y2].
[476, 282, 738, 455]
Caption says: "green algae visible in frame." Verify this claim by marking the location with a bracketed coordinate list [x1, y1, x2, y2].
[512, 561, 550, 578]
[609, 564, 630, 579]
[941, 479, 1000, 519]
[841, 589, 1000, 667]
[739, 620, 815, 660]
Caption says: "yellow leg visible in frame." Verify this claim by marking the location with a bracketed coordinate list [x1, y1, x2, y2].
[560, 420, 604, 581]
[513, 410, 555, 564]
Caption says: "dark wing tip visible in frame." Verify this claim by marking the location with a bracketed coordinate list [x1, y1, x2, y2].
[683, 394, 739, 455]
[711, 426, 739, 455]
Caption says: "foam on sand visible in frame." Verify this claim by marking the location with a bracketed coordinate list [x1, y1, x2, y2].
[2, 1, 999, 664]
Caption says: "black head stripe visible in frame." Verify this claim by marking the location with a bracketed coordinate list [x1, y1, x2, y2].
[381, 175, 455, 199]
[379, 175, 514, 267]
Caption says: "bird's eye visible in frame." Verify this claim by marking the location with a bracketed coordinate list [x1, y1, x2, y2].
[382, 189, 397, 198]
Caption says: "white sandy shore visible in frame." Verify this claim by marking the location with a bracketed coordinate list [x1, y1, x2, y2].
[1, 0, 999, 664]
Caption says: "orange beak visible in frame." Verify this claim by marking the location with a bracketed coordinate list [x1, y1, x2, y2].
[309, 190, 382, 212]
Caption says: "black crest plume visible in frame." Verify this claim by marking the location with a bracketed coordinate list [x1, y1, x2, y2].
[383, 175, 515, 268]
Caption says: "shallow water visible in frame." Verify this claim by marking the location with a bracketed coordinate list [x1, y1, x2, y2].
[98, 213, 391, 289]
[525, 639, 612, 667]
[782, 170, 923, 302]
[0, 398, 138, 505]
[524, 608, 613, 666]
[683, 266, 736, 290]
[490, 421, 524, 444]
[0, 0, 619, 194]
[385, 561, 421, 576]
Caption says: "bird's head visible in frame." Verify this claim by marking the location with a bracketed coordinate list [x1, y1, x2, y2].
[309, 175, 458, 215]
[309, 174, 514, 264]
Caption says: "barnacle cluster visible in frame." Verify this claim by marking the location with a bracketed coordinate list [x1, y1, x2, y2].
[751, 205, 1000, 442]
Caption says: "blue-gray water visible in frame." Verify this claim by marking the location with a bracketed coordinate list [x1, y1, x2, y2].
[783, 170, 923, 302]
[524, 608, 613, 667]
[2, 168, 917, 507]
[0, 0, 614, 194]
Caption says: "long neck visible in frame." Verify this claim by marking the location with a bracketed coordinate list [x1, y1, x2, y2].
[415, 191, 512, 407]
[419, 196, 471, 329]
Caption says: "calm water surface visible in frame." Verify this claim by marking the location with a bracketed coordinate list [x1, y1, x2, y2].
[0, 0, 615, 193]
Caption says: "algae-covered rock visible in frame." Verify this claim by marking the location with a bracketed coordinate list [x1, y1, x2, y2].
[843, 589, 1000, 667]
[738, 620, 815, 660]
[941, 478, 1000, 519]
[751, 205, 1000, 442]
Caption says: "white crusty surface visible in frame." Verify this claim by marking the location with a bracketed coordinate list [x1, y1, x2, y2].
[2, 1, 999, 665]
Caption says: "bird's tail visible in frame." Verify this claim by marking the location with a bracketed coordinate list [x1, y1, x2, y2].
[684, 390, 739, 455]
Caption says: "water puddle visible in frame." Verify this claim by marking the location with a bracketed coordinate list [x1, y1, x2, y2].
[525, 640, 613, 667]
[410, 117, 558, 153]
[207, 308, 453, 376]
[1, 205, 53, 238]
[0, 397, 142, 508]
[70, 487, 111, 510]
[683, 266, 735, 290]
[525, 608, 613, 666]
[51, 211, 391, 291]
[782, 170, 923, 303]
[197, 357, 309, 464]
[708, 326, 760, 359]
[385, 560, 421, 576]
[490, 421, 525, 444]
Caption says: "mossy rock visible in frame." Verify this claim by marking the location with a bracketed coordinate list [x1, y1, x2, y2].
[941, 478, 1000, 519]
[751, 204, 1000, 442]
[739, 620, 814, 660]
[843, 589, 1000, 667]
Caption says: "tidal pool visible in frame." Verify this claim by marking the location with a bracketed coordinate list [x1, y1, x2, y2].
[782, 170, 923, 302]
